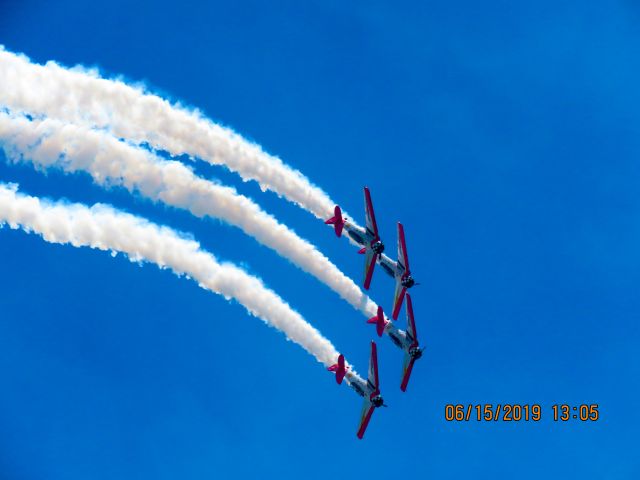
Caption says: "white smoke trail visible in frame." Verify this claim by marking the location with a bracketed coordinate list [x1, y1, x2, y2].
[0, 110, 379, 318]
[0, 47, 349, 222]
[0, 183, 342, 367]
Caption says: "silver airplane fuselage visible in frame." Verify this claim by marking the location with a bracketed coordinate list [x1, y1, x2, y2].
[383, 322, 423, 360]
[344, 221, 385, 255]
[345, 371, 384, 407]
[378, 252, 416, 288]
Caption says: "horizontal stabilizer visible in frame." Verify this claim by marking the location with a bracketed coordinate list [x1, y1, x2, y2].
[325, 206, 345, 237]
[327, 354, 347, 384]
[366, 306, 387, 337]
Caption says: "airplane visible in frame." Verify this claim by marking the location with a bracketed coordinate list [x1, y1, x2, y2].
[325, 186, 385, 290]
[328, 341, 386, 439]
[367, 295, 423, 392]
[377, 222, 418, 319]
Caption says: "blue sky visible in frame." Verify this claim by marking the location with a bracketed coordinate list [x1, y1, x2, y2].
[1, 1, 639, 478]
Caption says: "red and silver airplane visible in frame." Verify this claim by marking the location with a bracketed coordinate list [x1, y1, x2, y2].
[367, 295, 423, 392]
[326, 188, 417, 314]
[325, 187, 385, 290]
[328, 341, 386, 439]
[378, 222, 417, 319]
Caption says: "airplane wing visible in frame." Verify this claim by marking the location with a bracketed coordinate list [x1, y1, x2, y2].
[400, 351, 416, 392]
[397, 222, 410, 273]
[391, 223, 411, 319]
[400, 295, 419, 391]
[391, 275, 407, 320]
[405, 294, 417, 343]
[364, 187, 379, 239]
[357, 341, 381, 438]
[363, 247, 378, 290]
[356, 400, 375, 439]
[368, 341, 380, 389]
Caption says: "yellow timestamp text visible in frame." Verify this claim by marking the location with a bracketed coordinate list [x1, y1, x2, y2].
[444, 404, 600, 422]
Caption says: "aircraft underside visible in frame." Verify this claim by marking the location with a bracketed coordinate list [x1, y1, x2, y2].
[345, 225, 366, 246]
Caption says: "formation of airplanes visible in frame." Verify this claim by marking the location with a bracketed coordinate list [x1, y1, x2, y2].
[325, 187, 423, 438]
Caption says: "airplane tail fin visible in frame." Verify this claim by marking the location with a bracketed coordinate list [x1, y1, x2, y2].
[327, 354, 347, 384]
[366, 306, 387, 337]
[325, 206, 345, 237]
